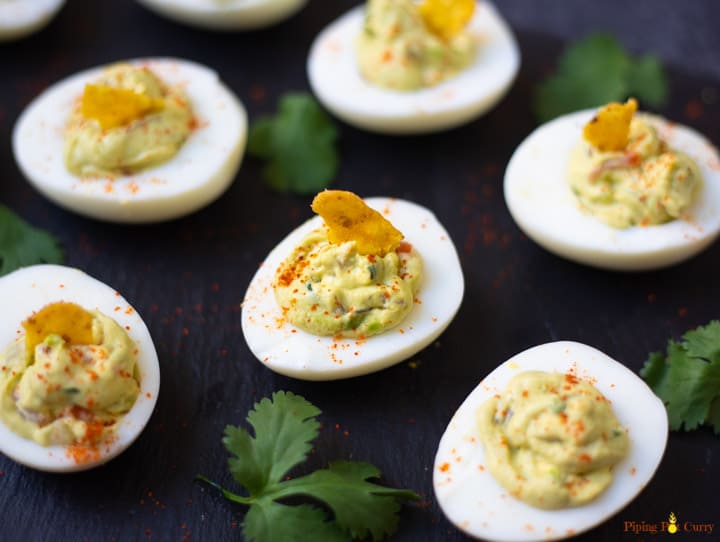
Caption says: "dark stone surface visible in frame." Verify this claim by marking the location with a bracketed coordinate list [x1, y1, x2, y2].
[0, 1, 718, 541]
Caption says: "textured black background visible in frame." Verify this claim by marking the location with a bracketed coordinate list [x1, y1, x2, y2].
[1, 1, 718, 541]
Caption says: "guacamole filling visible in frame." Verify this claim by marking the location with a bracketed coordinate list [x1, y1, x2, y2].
[356, 0, 476, 91]
[568, 114, 701, 229]
[477, 371, 629, 509]
[64, 63, 193, 177]
[274, 228, 422, 338]
[0, 307, 140, 447]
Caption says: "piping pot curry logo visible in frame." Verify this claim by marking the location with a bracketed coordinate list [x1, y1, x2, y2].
[623, 512, 715, 536]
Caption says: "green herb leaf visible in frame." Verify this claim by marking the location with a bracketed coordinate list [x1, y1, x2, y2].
[534, 33, 669, 122]
[0, 205, 63, 276]
[244, 502, 349, 542]
[225, 391, 320, 495]
[707, 397, 720, 435]
[683, 321, 720, 362]
[248, 93, 339, 195]
[640, 350, 671, 397]
[626, 55, 669, 107]
[198, 392, 419, 542]
[276, 461, 420, 541]
[641, 321, 720, 433]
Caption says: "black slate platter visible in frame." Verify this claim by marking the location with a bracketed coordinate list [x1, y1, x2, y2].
[0, 1, 718, 541]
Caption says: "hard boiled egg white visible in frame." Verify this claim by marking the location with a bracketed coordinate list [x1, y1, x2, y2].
[13, 58, 247, 223]
[504, 110, 720, 271]
[0, 0, 64, 42]
[307, 1, 519, 134]
[0, 265, 160, 472]
[134, 0, 308, 30]
[242, 197, 464, 380]
[434, 341, 668, 541]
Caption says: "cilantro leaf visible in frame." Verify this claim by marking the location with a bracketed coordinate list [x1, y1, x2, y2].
[244, 502, 349, 542]
[666, 354, 720, 431]
[640, 350, 671, 399]
[641, 321, 720, 433]
[534, 33, 669, 122]
[248, 93, 339, 195]
[683, 321, 720, 362]
[707, 397, 720, 435]
[276, 461, 419, 541]
[0, 205, 63, 276]
[626, 55, 669, 106]
[198, 392, 419, 542]
[225, 391, 320, 495]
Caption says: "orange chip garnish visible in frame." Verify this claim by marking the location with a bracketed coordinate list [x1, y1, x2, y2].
[419, 0, 475, 40]
[311, 190, 403, 256]
[81, 84, 164, 130]
[22, 302, 96, 359]
[583, 98, 638, 152]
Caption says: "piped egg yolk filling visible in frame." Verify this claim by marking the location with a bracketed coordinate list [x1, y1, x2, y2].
[477, 371, 629, 509]
[568, 99, 702, 228]
[0, 302, 140, 453]
[274, 190, 422, 338]
[356, 0, 476, 91]
[64, 63, 193, 177]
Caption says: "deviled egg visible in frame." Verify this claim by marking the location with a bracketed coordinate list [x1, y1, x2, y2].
[0, 265, 160, 472]
[504, 102, 720, 270]
[134, 0, 308, 30]
[13, 58, 247, 223]
[242, 191, 464, 380]
[0, 0, 64, 42]
[434, 341, 667, 541]
[307, 0, 519, 134]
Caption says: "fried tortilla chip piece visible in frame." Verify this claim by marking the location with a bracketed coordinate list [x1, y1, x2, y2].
[419, 0, 475, 40]
[311, 190, 403, 256]
[23, 302, 96, 360]
[583, 98, 638, 152]
[81, 84, 164, 130]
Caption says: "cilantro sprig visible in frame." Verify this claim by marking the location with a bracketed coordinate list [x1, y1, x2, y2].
[641, 321, 720, 434]
[197, 391, 419, 542]
[248, 93, 339, 195]
[534, 33, 669, 122]
[0, 204, 63, 276]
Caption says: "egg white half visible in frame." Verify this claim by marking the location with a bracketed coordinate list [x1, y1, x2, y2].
[13, 57, 247, 223]
[433, 341, 668, 542]
[307, 1, 519, 134]
[504, 110, 720, 271]
[134, 0, 308, 30]
[0, 265, 160, 473]
[0, 0, 64, 42]
[242, 197, 464, 380]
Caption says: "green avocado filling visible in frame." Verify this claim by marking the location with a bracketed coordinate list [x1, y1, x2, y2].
[64, 63, 193, 177]
[0, 310, 140, 447]
[477, 371, 630, 510]
[355, 0, 476, 91]
[568, 115, 701, 229]
[274, 228, 422, 338]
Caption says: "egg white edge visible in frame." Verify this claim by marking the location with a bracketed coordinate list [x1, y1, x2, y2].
[433, 340, 668, 542]
[504, 110, 720, 271]
[12, 57, 248, 223]
[0, 265, 160, 473]
[0, 0, 65, 42]
[307, 1, 520, 134]
[241, 197, 464, 381]
[134, 0, 308, 30]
